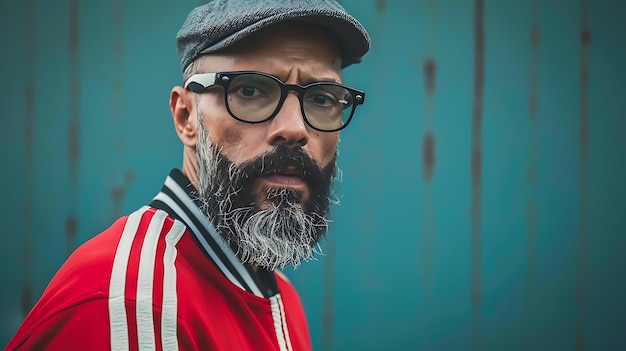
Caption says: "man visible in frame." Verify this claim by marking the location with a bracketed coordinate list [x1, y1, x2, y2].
[7, 0, 369, 350]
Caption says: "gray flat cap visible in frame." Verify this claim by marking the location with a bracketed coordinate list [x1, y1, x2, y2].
[176, 0, 370, 71]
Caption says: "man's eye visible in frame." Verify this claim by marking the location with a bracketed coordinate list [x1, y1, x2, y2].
[237, 86, 262, 97]
[312, 94, 336, 106]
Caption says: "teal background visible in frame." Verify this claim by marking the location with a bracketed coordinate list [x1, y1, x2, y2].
[1, 0, 625, 350]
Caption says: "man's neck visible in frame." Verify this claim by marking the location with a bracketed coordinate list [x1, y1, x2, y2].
[181, 149, 200, 190]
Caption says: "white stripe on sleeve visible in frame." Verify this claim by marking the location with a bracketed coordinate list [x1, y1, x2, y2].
[136, 210, 168, 351]
[109, 206, 149, 351]
[161, 218, 186, 351]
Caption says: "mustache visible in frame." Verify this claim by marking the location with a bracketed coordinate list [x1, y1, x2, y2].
[234, 145, 326, 183]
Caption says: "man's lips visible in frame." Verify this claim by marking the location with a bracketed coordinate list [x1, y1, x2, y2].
[259, 167, 308, 190]
[260, 174, 307, 189]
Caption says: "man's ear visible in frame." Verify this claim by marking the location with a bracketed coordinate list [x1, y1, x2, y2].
[170, 86, 197, 147]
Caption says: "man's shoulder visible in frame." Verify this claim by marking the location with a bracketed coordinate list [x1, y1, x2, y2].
[48, 207, 187, 303]
[7, 207, 193, 350]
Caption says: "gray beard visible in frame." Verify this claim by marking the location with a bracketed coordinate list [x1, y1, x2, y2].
[195, 115, 336, 271]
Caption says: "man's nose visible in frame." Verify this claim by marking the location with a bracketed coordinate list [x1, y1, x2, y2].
[266, 93, 309, 147]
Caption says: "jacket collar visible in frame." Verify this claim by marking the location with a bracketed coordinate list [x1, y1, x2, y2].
[150, 169, 278, 298]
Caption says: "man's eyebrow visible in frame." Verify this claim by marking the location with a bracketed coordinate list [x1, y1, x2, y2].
[304, 77, 340, 84]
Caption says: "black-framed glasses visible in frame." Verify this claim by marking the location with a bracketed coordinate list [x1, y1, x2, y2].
[184, 71, 365, 132]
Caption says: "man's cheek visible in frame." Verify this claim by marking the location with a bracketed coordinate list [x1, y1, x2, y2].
[317, 137, 339, 167]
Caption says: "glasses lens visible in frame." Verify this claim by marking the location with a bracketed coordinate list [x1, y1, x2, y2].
[303, 84, 354, 131]
[226, 73, 281, 122]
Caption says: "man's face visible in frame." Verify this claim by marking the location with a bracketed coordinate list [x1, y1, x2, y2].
[189, 23, 343, 269]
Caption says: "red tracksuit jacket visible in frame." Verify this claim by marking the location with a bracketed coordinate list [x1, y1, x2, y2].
[7, 170, 312, 350]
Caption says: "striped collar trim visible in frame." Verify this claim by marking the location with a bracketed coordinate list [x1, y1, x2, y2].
[150, 169, 278, 298]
